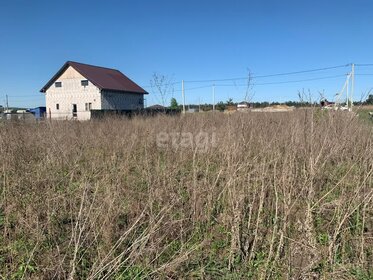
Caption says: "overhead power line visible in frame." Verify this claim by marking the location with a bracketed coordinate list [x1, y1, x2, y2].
[3, 95, 44, 98]
[142, 81, 181, 89]
[214, 74, 347, 87]
[184, 64, 350, 83]
[355, 64, 373, 67]
[185, 76, 247, 83]
[173, 85, 212, 92]
[251, 64, 350, 79]
[179, 74, 347, 91]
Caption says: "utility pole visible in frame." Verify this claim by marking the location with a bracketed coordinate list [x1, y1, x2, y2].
[346, 73, 350, 111]
[182, 80, 186, 114]
[6, 94, 9, 111]
[350, 63, 355, 111]
[212, 84, 215, 112]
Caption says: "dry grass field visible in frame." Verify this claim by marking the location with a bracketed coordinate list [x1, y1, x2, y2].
[0, 109, 372, 279]
[356, 105, 373, 124]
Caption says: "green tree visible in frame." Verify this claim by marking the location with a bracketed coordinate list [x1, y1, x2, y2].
[216, 101, 226, 111]
[170, 98, 179, 109]
[226, 98, 234, 106]
[365, 94, 373, 105]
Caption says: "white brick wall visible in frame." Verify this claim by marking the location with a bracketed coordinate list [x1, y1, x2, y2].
[45, 66, 101, 120]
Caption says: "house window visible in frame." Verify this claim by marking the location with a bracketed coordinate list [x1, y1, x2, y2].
[81, 80, 89, 87]
[85, 102, 92, 111]
[55, 82, 62, 88]
[56, 104, 59, 110]
[72, 104, 77, 118]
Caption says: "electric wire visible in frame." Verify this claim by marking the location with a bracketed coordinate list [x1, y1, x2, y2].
[184, 64, 350, 83]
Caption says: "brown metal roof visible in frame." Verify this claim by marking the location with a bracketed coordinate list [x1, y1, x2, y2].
[40, 61, 148, 94]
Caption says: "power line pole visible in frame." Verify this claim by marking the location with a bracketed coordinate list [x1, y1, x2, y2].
[346, 73, 350, 110]
[212, 84, 215, 112]
[350, 63, 355, 111]
[6, 94, 9, 110]
[182, 80, 186, 114]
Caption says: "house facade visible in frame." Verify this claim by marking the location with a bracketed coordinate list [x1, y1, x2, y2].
[40, 61, 148, 120]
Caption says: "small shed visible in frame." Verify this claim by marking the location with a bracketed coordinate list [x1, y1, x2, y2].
[28, 107, 46, 119]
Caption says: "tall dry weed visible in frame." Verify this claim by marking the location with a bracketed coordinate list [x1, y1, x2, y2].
[0, 109, 372, 279]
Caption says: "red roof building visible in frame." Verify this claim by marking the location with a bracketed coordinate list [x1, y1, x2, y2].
[40, 61, 148, 120]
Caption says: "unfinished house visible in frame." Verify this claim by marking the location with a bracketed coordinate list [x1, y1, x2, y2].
[40, 61, 148, 120]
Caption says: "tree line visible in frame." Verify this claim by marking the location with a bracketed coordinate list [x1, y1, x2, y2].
[168, 95, 373, 111]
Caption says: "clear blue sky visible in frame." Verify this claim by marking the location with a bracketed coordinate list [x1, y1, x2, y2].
[1, 0, 373, 108]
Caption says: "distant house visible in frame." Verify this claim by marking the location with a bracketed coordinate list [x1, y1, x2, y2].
[1, 110, 34, 121]
[320, 99, 335, 108]
[237, 101, 250, 111]
[187, 107, 197, 113]
[40, 61, 148, 120]
[147, 104, 166, 110]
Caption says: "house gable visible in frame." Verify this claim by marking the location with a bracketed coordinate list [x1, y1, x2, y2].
[41, 64, 95, 93]
[43, 65, 100, 94]
[59, 65, 86, 80]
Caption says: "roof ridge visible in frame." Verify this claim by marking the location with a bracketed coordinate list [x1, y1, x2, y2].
[68, 61, 121, 72]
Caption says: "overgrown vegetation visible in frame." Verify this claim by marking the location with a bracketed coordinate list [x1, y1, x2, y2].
[356, 105, 373, 124]
[0, 110, 372, 279]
